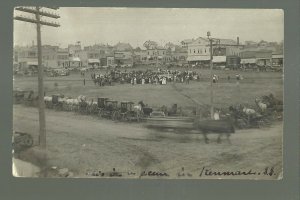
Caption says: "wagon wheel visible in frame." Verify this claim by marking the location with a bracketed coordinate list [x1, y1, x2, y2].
[111, 111, 115, 121]
[113, 111, 121, 121]
[98, 109, 103, 118]
[21, 134, 33, 147]
[91, 105, 97, 115]
[85, 105, 90, 115]
[120, 113, 126, 121]
[125, 112, 131, 121]
[111, 111, 119, 121]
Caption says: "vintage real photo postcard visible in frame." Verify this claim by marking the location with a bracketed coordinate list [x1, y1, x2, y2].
[12, 8, 283, 179]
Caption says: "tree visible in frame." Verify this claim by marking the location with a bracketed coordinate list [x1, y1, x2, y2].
[143, 40, 158, 50]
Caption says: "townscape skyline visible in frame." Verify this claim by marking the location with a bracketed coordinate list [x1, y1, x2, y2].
[14, 8, 284, 48]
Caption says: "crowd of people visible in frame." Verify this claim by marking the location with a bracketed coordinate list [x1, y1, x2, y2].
[89, 68, 201, 86]
[84, 68, 243, 87]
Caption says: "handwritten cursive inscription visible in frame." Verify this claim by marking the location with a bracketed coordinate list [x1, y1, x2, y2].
[199, 166, 276, 177]
[140, 170, 169, 177]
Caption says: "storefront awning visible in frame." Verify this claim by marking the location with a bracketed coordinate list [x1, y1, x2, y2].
[241, 58, 256, 64]
[187, 55, 210, 61]
[88, 59, 100, 63]
[272, 54, 284, 59]
[27, 61, 38, 66]
[212, 56, 226, 63]
[71, 57, 81, 62]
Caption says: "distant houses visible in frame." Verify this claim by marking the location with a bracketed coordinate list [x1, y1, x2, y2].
[13, 37, 283, 73]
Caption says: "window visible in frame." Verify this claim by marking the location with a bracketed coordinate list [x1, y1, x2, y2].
[205, 49, 206, 53]
[190, 49, 191, 53]
[198, 49, 199, 53]
[29, 52, 36, 57]
[194, 49, 195, 53]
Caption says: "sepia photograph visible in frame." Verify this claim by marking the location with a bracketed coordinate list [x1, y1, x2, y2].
[12, 7, 283, 179]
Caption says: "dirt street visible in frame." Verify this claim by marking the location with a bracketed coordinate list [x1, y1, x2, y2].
[13, 105, 282, 179]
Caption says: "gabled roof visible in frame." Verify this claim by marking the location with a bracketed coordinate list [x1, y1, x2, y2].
[189, 37, 209, 45]
[114, 42, 133, 51]
[181, 39, 194, 44]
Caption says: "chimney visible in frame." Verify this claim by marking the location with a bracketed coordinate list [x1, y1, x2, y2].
[237, 37, 240, 46]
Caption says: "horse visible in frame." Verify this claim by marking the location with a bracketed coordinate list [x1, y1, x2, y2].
[255, 98, 267, 112]
[44, 96, 52, 108]
[133, 104, 143, 121]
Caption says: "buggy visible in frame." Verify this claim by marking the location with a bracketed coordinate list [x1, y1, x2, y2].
[98, 98, 120, 120]
[120, 101, 140, 121]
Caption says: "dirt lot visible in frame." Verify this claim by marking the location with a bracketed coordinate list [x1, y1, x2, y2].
[13, 105, 282, 179]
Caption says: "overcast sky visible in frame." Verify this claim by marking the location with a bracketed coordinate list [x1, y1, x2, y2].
[13, 8, 283, 48]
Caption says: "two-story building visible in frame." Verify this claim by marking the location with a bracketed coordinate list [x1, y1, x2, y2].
[114, 51, 133, 66]
[170, 45, 188, 64]
[68, 42, 82, 57]
[186, 37, 211, 64]
[57, 48, 69, 68]
[187, 37, 242, 67]
[181, 39, 194, 48]
[146, 46, 167, 63]
[14, 45, 62, 72]
[133, 48, 148, 64]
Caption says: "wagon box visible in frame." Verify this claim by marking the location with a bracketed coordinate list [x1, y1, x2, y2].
[145, 117, 195, 130]
[146, 117, 235, 134]
[194, 119, 235, 133]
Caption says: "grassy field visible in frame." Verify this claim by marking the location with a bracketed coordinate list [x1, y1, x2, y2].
[13, 67, 283, 111]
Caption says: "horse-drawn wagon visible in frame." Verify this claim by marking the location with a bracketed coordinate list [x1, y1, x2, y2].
[97, 98, 120, 120]
[51, 94, 65, 111]
[120, 101, 142, 121]
[145, 115, 235, 143]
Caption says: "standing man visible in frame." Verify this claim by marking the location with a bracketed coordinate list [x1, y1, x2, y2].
[83, 78, 86, 86]
[227, 75, 231, 82]
[212, 75, 216, 83]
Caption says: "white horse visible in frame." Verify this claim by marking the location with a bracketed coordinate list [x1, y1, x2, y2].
[242, 107, 256, 115]
[255, 98, 267, 112]
[77, 95, 87, 102]
[44, 96, 52, 108]
[64, 98, 79, 111]
[133, 104, 143, 121]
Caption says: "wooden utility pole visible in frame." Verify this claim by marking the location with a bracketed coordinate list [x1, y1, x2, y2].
[207, 31, 214, 119]
[156, 47, 159, 69]
[14, 7, 60, 174]
[35, 6, 46, 148]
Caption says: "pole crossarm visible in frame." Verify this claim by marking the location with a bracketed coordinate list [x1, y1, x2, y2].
[14, 16, 60, 27]
[15, 7, 60, 18]
[44, 6, 60, 10]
